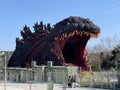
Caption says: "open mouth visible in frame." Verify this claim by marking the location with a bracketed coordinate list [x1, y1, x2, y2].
[51, 30, 99, 70]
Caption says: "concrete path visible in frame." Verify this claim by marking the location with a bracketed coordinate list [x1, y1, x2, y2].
[0, 82, 109, 90]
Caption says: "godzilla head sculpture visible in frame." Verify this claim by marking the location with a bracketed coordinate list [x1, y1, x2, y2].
[8, 16, 100, 71]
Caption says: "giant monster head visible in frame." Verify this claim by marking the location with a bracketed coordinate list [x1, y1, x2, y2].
[8, 16, 100, 70]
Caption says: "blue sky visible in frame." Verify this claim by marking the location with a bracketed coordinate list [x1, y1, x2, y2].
[0, 0, 120, 51]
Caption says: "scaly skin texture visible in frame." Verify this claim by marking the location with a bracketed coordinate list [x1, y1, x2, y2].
[8, 16, 100, 71]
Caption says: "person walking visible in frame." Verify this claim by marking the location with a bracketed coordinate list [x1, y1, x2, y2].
[68, 76, 72, 88]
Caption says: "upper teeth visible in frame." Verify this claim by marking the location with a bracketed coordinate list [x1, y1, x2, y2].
[54, 30, 99, 41]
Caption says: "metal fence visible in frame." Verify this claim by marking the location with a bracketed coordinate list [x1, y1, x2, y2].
[44, 69, 118, 89]
[1, 67, 119, 89]
[75, 70, 118, 89]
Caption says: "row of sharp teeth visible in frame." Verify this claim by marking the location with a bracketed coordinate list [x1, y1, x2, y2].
[50, 49, 64, 60]
[55, 30, 99, 40]
[51, 48, 91, 66]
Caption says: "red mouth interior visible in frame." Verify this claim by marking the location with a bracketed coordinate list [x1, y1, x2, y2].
[54, 32, 91, 70]
[62, 35, 90, 69]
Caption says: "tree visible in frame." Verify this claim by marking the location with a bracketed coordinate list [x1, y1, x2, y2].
[101, 54, 115, 70]
[87, 34, 120, 71]
[88, 34, 120, 53]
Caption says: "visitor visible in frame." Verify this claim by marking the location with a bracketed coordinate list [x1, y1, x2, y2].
[68, 76, 72, 88]
[71, 75, 76, 88]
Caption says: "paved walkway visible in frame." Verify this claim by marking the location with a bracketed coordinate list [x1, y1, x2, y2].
[0, 82, 109, 90]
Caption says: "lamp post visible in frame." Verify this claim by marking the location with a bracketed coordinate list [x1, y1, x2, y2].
[47, 61, 53, 90]
[1, 52, 7, 90]
[4, 54, 6, 90]
[114, 47, 120, 89]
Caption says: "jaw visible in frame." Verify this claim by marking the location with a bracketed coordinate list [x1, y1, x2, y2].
[51, 30, 99, 70]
